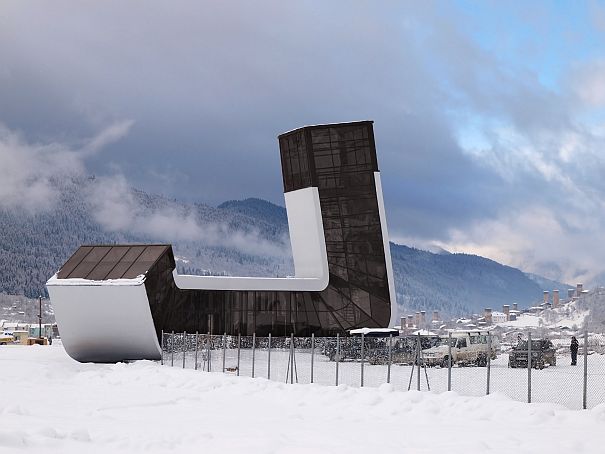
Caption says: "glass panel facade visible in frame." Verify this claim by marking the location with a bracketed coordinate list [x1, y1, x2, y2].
[55, 122, 393, 338]
[145, 122, 392, 337]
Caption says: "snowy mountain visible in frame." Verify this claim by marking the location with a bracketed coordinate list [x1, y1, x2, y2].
[0, 176, 566, 318]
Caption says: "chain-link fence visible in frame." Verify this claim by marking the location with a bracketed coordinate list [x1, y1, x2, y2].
[160, 330, 605, 410]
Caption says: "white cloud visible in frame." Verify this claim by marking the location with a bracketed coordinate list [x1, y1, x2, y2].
[0, 121, 131, 212]
[572, 60, 605, 107]
[81, 120, 135, 157]
[87, 174, 290, 258]
[0, 122, 289, 261]
[438, 206, 605, 284]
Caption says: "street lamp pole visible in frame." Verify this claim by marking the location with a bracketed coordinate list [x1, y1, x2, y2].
[38, 295, 42, 339]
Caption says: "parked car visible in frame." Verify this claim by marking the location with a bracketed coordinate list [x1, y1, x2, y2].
[367, 336, 437, 365]
[323, 334, 440, 365]
[422, 331, 498, 367]
[508, 339, 556, 369]
[0, 333, 14, 345]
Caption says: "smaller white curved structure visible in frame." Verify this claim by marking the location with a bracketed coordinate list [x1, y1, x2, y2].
[47, 275, 161, 362]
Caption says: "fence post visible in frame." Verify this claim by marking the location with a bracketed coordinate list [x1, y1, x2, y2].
[160, 329, 164, 366]
[486, 332, 491, 395]
[194, 331, 199, 371]
[335, 333, 340, 386]
[252, 333, 256, 378]
[290, 333, 294, 385]
[267, 333, 272, 380]
[447, 332, 452, 391]
[527, 331, 532, 404]
[222, 333, 226, 373]
[387, 334, 392, 384]
[583, 330, 588, 410]
[171, 331, 175, 367]
[207, 332, 211, 372]
[182, 331, 187, 369]
[360, 333, 365, 387]
[417, 333, 421, 391]
[237, 333, 241, 377]
[311, 333, 315, 384]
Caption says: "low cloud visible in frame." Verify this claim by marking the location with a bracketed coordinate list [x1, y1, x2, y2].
[0, 121, 132, 212]
[87, 174, 290, 258]
[436, 205, 605, 285]
[0, 122, 290, 261]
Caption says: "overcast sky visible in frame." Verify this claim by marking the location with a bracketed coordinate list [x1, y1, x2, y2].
[2, 1, 605, 284]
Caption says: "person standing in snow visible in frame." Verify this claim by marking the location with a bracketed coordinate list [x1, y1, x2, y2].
[570, 336, 579, 366]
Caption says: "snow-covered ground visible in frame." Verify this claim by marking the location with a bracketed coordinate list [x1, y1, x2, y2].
[2, 345, 605, 453]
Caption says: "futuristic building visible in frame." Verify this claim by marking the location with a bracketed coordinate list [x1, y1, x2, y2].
[47, 121, 397, 362]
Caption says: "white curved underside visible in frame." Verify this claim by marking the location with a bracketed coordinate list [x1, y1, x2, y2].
[174, 186, 329, 292]
[46, 275, 161, 362]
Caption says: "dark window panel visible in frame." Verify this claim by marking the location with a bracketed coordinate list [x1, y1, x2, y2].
[69, 246, 113, 279]
[324, 218, 342, 230]
[105, 246, 147, 279]
[346, 255, 368, 275]
[86, 246, 130, 281]
[122, 245, 168, 279]
[324, 228, 344, 242]
[57, 246, 94, 279]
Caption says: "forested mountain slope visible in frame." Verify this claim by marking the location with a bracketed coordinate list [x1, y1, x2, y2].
[391, 244, 566, 316]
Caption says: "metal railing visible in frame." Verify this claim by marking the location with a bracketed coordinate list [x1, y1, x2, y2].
[159, 330, 605, 410]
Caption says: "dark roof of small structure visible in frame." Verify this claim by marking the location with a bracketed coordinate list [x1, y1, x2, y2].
[277, 120, 373, 138]
[56, 244, 171, 280]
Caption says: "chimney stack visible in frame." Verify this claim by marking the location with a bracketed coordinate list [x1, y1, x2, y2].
[576, 283, 583, 297]
[543, 290, 549, 305]
[553, 290, 560, 308]
[432, 310, 439, 322]
[407, 315, 414, 328]
[484, 308, 493, 324]
[415, 312, 420, 327]
[420, 310, 426, 326]
[400, 316, 405, 330]
[503, 304, 510, 321]
[512, 303, 518, 311]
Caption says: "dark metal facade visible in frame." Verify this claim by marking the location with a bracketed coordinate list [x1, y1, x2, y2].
[53, 122, 393, 338]
[147, 121, 391, 337]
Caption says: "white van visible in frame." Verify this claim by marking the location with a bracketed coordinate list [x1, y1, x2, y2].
[422, 331, 498, 366]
